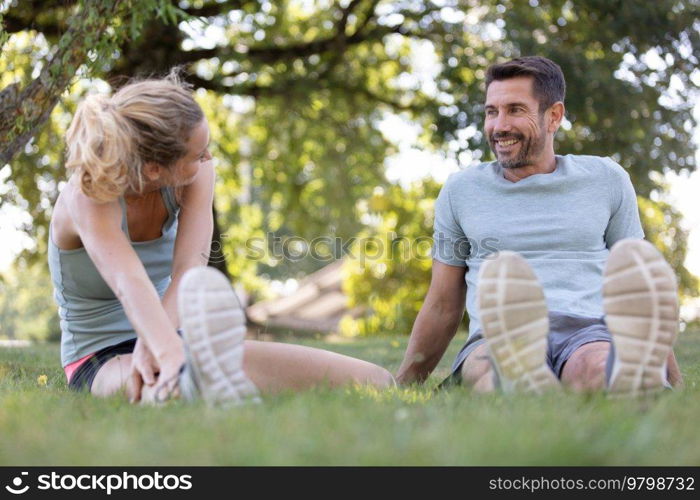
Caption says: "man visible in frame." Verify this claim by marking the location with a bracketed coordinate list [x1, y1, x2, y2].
[396, 56, 683, 395]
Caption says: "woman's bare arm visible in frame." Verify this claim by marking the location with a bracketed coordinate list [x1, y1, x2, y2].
[161, 161, 216, 328]
[67, 183, 184, 370]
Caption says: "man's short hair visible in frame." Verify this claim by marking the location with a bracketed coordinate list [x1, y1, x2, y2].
[485, 56, 566, 112]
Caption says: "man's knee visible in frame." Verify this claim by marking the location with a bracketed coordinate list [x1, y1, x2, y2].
[460, 344, 492, 387]
[560, 342, 609, 392]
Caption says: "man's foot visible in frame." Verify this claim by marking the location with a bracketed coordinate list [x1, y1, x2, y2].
[603, 239, 679, 397]
[177, 266, 260, 405]
[477, 251, 559, 394]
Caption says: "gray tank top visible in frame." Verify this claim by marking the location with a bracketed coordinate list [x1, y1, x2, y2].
[48, 187, 179, 367]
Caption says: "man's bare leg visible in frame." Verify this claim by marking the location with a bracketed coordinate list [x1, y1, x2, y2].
[560, 341, 609, 392]
[560, 341, 683, 392]
[460, 343, 495, 393]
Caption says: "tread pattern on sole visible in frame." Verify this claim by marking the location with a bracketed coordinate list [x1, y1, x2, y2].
[603, 239, 679, 397]
[478, 252, 559, 394]
[178, 267, 260, 405]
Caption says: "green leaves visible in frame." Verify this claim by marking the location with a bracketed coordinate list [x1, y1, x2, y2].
[0, 0, 188, 165]
[342, 181, 442, 337]
[0, 262, 60, 341]
[1, 0, 698, 336]
[428, 0, 699, 195]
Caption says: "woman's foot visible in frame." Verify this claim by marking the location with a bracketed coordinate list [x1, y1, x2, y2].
[177, 266, 260, 405]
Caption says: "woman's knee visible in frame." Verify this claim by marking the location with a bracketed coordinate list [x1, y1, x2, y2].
[91, 354, 131, 398]
[366, 366, 396, 388]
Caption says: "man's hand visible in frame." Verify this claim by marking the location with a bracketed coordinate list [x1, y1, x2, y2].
[666, 349, 683, 388]
[395, 261, 467, 385]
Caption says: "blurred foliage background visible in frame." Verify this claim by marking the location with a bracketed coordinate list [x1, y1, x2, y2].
[0, 0, 698, 341]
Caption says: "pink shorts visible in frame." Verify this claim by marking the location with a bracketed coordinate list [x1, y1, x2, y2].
[64, 352, 96, 382]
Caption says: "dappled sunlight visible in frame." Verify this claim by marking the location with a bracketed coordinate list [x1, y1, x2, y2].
[1, 333, 699, 464]
[1, 0, 698, 341]
[1, 0, 699, 466]
[345, 383, 435, 405]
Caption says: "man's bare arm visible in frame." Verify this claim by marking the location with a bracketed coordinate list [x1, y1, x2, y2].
[395, 261, 467, 385]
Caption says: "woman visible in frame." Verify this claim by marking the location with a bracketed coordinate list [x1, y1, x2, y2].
[49, 71, 394, 404]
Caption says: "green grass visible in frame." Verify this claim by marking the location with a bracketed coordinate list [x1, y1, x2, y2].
[1, 330, 699, 466]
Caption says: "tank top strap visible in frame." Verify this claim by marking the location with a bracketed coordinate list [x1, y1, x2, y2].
[161, 186, 179, 217]
[117, 197, 130, 238]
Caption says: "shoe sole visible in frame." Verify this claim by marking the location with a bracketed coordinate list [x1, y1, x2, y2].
[178, 267, 260, 405]
[603, 239, 678, 397]
[478, 251, 559, 394]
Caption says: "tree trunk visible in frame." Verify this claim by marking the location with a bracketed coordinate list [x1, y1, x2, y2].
[0, 0, 125, 165]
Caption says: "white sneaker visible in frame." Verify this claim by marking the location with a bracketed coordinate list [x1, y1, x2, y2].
[477, 251, 559, 394]
[177, 266, 260, 405]
[603, 239, 679, 396]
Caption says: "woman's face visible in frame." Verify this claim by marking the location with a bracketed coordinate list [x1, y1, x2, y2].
[171, 118, 212, 186]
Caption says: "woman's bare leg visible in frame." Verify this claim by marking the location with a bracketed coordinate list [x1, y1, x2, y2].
[91, 354, 133, 398]
[242, 340, 394, 393]
[89, 341, 394, 399]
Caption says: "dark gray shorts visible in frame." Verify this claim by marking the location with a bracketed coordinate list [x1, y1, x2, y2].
[446, 311, 612, 385]
[67, 329, 184, 392]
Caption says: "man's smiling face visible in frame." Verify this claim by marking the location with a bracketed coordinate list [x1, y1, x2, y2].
[484, 76, 548, 169]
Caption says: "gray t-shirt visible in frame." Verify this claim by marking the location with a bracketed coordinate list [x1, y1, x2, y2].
[432, 154, 644, 338]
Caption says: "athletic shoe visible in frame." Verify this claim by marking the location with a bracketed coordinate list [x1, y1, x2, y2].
[177, 266, 260, 405]
[603, 239, 679, 396]
[477, 251, 560, 393]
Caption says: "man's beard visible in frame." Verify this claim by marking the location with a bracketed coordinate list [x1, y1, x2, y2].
[489, 119, 547, 169]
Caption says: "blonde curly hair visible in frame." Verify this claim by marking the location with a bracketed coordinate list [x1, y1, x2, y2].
[65, 71, 204, 202]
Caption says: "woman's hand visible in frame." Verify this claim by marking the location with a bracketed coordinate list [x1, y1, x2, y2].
[150, 336, 186, 403]
[127, 338, 159, 403]
[128, 336, 185, 403]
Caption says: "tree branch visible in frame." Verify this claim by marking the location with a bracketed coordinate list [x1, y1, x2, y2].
[2, 14, 62, 35]
[1, 0, 128, 165]
[1, 0, 77, 35]
[331, 82, 427, 113]
[183, 0, 250, 18]
[338, 0, 365, 37]
[224, 0, 375, 63]
[188, 70, 428, 115]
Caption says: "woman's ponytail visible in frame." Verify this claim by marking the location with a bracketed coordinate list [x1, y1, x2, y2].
[65, 71, 204, 202]
[65, 94, 144, 202]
